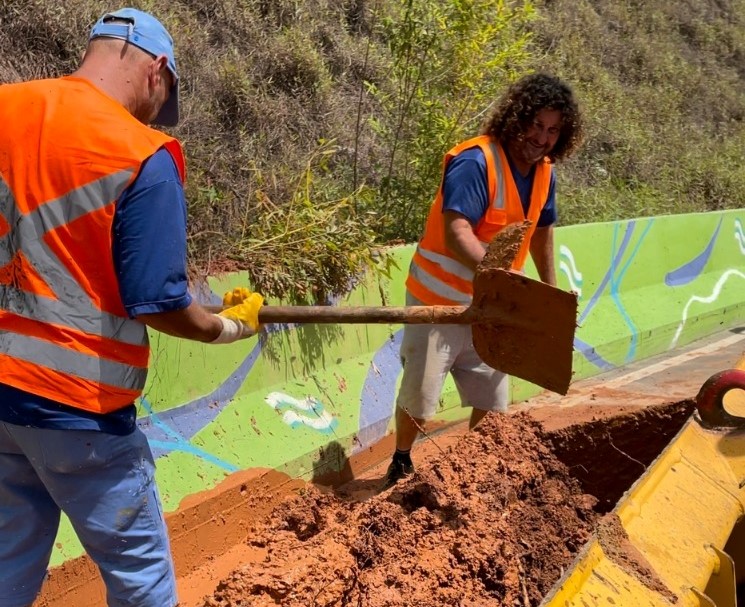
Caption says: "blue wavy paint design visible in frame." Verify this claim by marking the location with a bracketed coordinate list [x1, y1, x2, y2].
[573, 337, 614, 370]
[611, 220, 653, 362]
[354, 330, 403, 452]
[559, 244, 583, 298]
[137, 280, 319, 463]
[664, 217, 722, 286]
[138, 338, 262, 462]
[266, 392, 339, 433]
[578, 222, 632, 325]
[577, 219, 652, 367]
[736, 218, 745, 254]
[137, 291, 344, 466]
[139, 397, 239, 471]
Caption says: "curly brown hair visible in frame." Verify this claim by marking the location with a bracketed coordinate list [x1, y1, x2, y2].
[481, 73, 583, 163]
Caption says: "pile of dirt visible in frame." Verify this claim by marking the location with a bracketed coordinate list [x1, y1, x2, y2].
[201, 412, 599, 606]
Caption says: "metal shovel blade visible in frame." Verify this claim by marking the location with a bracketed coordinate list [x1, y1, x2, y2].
[471, 267, 578, 395]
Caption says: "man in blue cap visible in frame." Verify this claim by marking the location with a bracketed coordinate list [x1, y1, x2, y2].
[85, 7, 181, 126]
[0, 8, 262, 607]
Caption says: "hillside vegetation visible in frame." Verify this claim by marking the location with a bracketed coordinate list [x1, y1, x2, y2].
[1, 0, 743, 301]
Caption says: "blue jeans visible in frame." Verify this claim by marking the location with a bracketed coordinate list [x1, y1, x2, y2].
[0, 422, 177, 607]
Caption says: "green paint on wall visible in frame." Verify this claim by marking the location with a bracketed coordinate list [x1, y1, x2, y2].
[48, 210, 745, 566]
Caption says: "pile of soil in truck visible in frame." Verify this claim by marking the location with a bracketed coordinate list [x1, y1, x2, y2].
[199, 403, 689, 606]
[199, 412, 598, 606]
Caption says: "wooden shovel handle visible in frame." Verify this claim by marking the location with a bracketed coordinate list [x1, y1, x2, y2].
[205, 304, 471, 324]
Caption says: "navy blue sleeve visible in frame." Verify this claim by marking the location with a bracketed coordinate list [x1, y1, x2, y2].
[441, 147, 489, 225]
[537, 171, 557, 227]
[113, 147, 192, 318]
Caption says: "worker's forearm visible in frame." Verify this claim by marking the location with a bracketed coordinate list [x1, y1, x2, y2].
[530, 226, 557, 286]
[136, 302, 223, 342]
[444, 212, 484, 272]
[536, 259, 557, 285]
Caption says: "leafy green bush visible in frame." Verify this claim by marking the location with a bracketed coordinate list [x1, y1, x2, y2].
[366, 0, 536, 242]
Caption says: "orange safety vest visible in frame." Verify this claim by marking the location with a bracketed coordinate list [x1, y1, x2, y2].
[406, 135, 552, 306]
[0, 76, 186, 414]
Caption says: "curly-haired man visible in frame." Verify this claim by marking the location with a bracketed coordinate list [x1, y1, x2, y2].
[382, 73, 583, 489]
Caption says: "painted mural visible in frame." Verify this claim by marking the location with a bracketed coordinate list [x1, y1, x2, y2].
[49, 209, 745, 565]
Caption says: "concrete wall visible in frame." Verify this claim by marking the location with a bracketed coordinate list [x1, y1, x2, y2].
[48, 209, 745, 568]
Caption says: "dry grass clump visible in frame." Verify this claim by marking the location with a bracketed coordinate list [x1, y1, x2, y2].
[166, 0, 387, 301]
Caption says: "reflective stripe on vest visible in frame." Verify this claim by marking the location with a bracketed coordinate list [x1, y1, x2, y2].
[0, 77, 185, 412]
[417, 246, 477, 283]
[489, 141, 507, 211]
[0, 330, 146, 389]
[0, 171, 148, 393]
[406, 136, 551, 306]
[408, 263, 474, 305]
[0, 172, 146, 346]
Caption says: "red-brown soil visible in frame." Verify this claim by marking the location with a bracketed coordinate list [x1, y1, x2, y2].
[542, 399, 694, 511]
[201, 412, 600, 607]
[198, 400, 694, 607]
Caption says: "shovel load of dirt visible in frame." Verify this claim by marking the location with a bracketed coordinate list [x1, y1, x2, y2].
[201, 413, 599, 607]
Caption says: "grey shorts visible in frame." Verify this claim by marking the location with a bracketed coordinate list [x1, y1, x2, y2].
[396, 296, 509, 419]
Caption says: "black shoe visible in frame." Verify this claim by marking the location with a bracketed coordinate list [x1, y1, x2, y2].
[380, 458, 415, 491]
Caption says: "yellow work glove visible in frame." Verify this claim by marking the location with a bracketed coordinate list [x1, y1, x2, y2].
[220, 289, 264, 332]
[210, 289, 264, 344]
[222, 287, 258, 307]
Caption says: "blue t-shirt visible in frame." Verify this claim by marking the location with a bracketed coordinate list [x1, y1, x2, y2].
[0, 148, 192, 435]
[441, 146, 557, 227]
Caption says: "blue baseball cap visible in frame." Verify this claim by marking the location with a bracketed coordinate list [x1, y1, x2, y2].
[90, 8, 179, 126]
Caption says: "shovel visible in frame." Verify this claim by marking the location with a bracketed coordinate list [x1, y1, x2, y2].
[209, 222, 578, 394]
